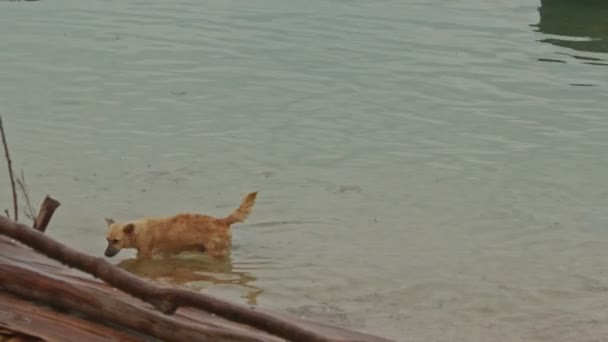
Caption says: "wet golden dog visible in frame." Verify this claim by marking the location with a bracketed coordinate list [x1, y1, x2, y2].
[104, 192, 257, 259]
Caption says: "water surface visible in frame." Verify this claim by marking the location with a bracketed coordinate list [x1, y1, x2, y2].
[1, 0, 608, 341]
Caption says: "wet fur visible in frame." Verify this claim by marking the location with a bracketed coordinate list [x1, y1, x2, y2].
[104, 192, 257, 259]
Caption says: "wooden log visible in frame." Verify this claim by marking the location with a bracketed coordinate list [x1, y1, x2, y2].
[0, 217, 379, 342]
[0, 328, 43, 342]
[0, 262, 277, 342]
[0, 237, 391, 342]
[32, 196, 60, 233]
[0, 292, 145, 342]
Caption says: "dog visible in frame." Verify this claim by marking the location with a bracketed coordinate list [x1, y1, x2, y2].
[104, 192, 257, 259]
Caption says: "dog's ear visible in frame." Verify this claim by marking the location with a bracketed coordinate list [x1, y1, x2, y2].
[123, 223, 135, 235]
[105, 218, 115, 226]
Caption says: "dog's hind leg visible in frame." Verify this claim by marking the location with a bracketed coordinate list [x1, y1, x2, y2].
[203, 238, 230, 259]
[207, 247, 228, 259]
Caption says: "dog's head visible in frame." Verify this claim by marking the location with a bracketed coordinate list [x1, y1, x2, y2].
[104, 218, 136, 257]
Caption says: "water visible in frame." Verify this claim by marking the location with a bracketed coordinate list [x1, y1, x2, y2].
[1, 0, 607, 340]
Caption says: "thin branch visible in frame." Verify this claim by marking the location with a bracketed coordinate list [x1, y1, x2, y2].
[17, 169, 36, 223]
[0, 116, 18, 222]
[0, 216, 342, 342]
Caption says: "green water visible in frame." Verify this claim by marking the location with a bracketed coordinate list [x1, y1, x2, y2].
[1, 0, 607, 340]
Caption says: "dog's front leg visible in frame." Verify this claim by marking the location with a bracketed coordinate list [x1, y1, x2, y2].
[136, 248, 154, 260]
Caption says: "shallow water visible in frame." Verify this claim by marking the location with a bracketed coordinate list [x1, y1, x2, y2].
[1, 0, 608, 340]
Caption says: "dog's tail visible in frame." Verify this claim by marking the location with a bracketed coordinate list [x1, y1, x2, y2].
[221, 191, 258, 226]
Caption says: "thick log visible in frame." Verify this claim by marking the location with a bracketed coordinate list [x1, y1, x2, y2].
[0, 237, 390, 342]
[0, 217, 374, 342]
[0, 291, 145, 342]
[0, 262, 276, 342]
[32, 196, 60, 233]
[0, 327, 43, 342]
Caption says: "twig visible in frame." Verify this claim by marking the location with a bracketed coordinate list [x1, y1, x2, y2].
[0, 216, 341, 342]
[0, 116, 18, 222]
[17, 169, 36, 223]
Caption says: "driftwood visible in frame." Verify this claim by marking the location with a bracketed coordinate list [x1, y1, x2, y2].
[0, 236, 390, 342]
[0, 291, 144, 342]
[0, 217, 387, 342]
[0, 257, 277, 342]
[32, 196, 60, 233]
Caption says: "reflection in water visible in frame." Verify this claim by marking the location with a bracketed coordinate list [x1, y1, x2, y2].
[118, 254, 264, 305]
[533, 0, 608, 58]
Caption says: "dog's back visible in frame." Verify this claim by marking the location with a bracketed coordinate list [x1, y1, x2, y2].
[144, 192, 258, 257]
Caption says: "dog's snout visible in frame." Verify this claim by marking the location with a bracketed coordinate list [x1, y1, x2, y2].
[104, 244, 120, 257]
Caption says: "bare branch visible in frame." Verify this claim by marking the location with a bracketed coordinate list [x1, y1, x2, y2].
[0, 116, 18, 221]
[17, 169, 37, 223]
